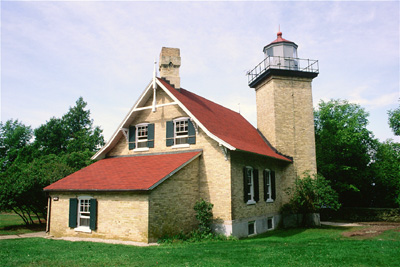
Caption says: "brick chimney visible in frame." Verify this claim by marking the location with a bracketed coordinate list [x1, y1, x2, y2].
[159, 47, 181, 89]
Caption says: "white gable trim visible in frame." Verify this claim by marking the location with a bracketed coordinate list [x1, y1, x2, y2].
[92, 78, 236, 160]
[157, 80, 236, 151]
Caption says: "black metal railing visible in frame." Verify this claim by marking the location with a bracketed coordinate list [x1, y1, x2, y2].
[247, 56, 319, 85]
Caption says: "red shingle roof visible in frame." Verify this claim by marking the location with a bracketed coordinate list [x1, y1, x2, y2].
[158, 78, 291, 162]
[44, 151, 201, 191]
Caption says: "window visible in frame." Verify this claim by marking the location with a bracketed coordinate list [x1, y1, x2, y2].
[263, 169, 276, 202]
[166, 118, 196, 147]
[78, 198, 90, 228]
[175, 119, 189, 145]
[129, 123, 154, 150]
[267, 217, 274, 230]
[248, 221, 256, 236]
[69, 197, 97, 232]
[243, 166, 259, 204]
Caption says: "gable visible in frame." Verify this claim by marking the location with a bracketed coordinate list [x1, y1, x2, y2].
[93, 77, 291, 162]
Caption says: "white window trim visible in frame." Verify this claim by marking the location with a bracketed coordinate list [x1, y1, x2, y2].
[74, 196, 92, 233]
[135, 123, 149, 150]
[246, 166, 255, 205]
[265, 169, 274, 203]
[134, 147, 150, 152]
[173, 117, 190, 146]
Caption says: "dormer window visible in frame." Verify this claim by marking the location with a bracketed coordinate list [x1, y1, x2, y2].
[166, 117, 196, 148]
[128, 123, 154, 151]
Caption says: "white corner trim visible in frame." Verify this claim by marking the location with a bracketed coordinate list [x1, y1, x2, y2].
[266, 199, 274, 203]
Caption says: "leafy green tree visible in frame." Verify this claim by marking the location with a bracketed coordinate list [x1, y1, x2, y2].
[34, 97, 104, 155]
[0, 154, 75, 224]
[371, 140, 400, 207]
[0, 120, 32, 171]
[0, 97, 104, 224]
[388, 105, 400, 136]
[314, 99, 378, 207]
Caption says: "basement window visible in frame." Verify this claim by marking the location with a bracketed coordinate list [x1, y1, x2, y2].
[248, 221, 256, 236]
[267, 217, 274, 230]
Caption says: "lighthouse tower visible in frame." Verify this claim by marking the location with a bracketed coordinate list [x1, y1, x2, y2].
[248, 31, 319, 178]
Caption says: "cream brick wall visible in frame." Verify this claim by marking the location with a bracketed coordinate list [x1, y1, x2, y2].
[106, 87, 232, 222]
[255, 75, 317, 178]
[148, 157, 200, 242]
[230, 151, 291, 221]
[48, 192, 149, 242]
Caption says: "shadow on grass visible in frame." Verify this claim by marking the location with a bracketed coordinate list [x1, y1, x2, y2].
[0, 223, 46, 235]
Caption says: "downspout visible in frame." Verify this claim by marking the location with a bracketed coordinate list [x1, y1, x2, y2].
[46, 196, 51, 233]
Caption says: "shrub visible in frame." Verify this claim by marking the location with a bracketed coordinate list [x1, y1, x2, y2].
[285, 173, 341, 214]
[194, 199, 214, 235]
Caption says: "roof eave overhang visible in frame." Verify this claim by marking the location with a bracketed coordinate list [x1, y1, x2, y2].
[235, 148, 292, 163]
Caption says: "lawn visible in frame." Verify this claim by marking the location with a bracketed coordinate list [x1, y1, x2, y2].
[0, 213, 45, 235]
[1, 226, 400, 267]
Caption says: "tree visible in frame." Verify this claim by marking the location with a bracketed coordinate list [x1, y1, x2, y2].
[314, 99, 378, 207]
[371, 140, 400, 207]
[388, 105, 400, 136]
[0, 120, 32, 171]
[0, 97, 104, 224]
[34, 97, 105, 155]
[0, 154, 75, 224]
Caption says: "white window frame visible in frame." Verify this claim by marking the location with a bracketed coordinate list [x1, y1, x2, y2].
[134, 123, 149, 152]
[245, 166, 256, 205]
[75, 196, 92, 233]
[265, 169, 274, 203]
[172, 117, 190, 148]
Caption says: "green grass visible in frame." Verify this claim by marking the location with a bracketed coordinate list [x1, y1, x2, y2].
[0, 213, 45, 235]
[1, 226, 400, 266]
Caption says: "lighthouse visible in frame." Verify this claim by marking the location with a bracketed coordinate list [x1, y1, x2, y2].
[248, 31, 319, 179]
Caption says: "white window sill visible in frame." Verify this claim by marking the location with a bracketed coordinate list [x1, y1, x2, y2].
[171, 144, 190, 149]
[134, 147, 149, 152]
[266, 199, 274, 203]
[74, 226, 91, 233]
[246, 200, 256, 205]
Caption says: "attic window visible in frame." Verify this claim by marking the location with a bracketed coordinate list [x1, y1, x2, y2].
[166, 117, 196, 147]
[128, 123, 155, 150]
[136, 124, 149, 148]
[175, 118, 189, 145]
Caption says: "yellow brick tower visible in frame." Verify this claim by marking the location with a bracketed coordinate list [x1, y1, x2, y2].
[248, 31, 319, 178]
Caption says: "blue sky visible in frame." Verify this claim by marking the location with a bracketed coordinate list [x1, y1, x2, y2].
[1, 1, 399, 143]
